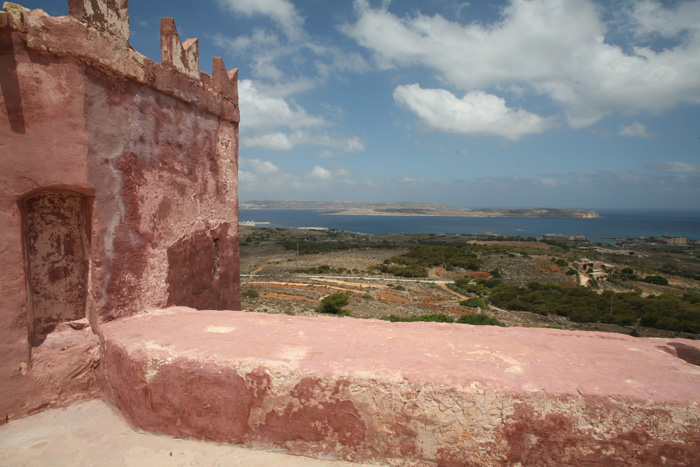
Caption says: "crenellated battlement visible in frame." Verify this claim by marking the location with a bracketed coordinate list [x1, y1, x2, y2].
[68, 0, 130, 42]
[1, 0, 239, 121]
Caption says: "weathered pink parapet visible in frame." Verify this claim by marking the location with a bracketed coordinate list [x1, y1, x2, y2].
[0, 1, 240, 420]
[102, 308, 700, 466]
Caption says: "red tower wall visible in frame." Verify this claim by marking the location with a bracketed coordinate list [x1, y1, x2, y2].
[0, 1, 240, 420]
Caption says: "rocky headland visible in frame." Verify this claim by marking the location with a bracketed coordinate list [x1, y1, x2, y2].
[240, 200, 601, 218]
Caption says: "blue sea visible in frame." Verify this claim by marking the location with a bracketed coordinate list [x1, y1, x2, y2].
[239, 209, 700, 243]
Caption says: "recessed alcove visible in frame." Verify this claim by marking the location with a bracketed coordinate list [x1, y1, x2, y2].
[166, 223, 238, 311]
[20, 190, 91, 346]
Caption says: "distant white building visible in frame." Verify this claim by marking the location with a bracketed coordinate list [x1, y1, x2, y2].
[573, 259, 591, 271]
[589, 269, 607, 279]
[661, 235, 687, 246]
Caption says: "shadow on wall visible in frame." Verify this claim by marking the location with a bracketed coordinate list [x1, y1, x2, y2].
[20, 189, 92, 346]
[0, 26, 26, 133]
[167, 222, 239, 311]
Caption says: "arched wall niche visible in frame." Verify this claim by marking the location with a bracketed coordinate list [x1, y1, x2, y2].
[18, 186, 93, 346]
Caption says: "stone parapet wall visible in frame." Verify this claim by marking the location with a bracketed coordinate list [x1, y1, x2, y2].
[102, 308, 700, 466]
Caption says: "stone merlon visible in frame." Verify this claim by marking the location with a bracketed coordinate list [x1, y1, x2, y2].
[160, 17, 199, 82]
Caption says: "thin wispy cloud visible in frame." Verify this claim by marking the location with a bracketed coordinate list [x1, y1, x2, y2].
[619, 122, 655, 138]
[217, 0, 305, 39]
[647, 162, 700, 173]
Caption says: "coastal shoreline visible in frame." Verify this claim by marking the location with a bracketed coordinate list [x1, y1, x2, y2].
[240, 201, 601, 219]
[322, 208, 600, 218]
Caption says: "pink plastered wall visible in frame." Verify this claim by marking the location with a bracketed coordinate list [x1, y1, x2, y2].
[0, 0, 240, 420]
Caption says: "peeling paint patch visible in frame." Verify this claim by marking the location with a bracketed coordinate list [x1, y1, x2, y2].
[23, 191, 90, 345]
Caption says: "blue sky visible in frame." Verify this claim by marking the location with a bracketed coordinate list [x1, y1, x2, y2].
[23, 0, 700, 209]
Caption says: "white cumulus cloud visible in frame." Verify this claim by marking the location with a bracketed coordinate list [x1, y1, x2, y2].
[238, 81, 365, 155]
[239, 80, 327, 131]
[311, 166, 334, 180]
[239, 158, 282, 175]
[345, 0, 700, 129]
[393, 84, 555, 140]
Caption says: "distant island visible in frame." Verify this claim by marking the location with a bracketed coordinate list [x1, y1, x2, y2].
[240, 201, 601, 219]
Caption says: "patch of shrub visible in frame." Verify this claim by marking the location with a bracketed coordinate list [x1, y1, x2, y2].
[242, 289, 259, 298]
[459, 297, 489, 309]
[456, 314, 506, 327]
[644, 275, 669, 286]
[315, 293, 351, 315]
[452, 278, 501, 297]
[381, 313, 454, 323]
[371, 264, 427, 277]
[296, 265, 348, 275]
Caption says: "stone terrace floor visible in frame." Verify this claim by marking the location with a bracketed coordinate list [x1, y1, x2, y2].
[0, 400, 375, 466]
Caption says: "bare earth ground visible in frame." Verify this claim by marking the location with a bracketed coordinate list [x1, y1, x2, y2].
[240, 237, 580, 325]
[0, 400, 379, 467]
[239, 226, 700, 339]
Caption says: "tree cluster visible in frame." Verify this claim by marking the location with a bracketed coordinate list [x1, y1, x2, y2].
[281, 239, 394, 255]
[459, 297, 489, 309]
[487, 282, 700, 334]
[451, 278, 502, 297]
[315, 293, 351, 315]
[373, 245, 483, 277]
[609, 268, 669, 285]
[295, 264, 354, 275]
